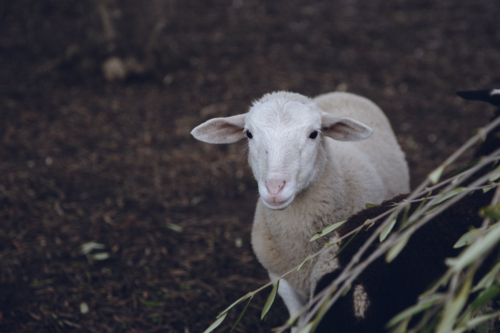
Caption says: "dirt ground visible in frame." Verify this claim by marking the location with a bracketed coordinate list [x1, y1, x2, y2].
[0, 0, 499, 332]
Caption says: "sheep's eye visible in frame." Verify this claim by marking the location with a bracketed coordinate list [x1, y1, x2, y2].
[246, 130, 253, 139]
[309, 130, 318, 139]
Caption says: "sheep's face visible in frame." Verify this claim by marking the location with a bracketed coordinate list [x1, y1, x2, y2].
[244, 99, 325, 209]
[191, 92, 373, 210]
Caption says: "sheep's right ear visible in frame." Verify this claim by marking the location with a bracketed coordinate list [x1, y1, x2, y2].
[191, 114, 247, 144]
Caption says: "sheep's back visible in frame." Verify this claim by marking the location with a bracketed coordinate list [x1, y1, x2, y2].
[314, 92, 410, 199]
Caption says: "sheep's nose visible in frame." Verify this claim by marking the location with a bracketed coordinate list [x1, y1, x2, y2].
[265, 179, 285, 196]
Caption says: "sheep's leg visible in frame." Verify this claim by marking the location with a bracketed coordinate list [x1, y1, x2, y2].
[269, 273, 307, 332]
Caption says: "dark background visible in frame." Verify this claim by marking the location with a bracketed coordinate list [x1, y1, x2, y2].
[0, 0, 499, 332]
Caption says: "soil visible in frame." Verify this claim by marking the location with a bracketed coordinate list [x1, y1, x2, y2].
[0, 0, 499, 332]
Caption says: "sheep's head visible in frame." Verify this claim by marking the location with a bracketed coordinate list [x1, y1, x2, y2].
[191, 92, 373, 210]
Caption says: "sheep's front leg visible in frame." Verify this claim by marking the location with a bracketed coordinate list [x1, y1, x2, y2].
[269, 273, 307, 332]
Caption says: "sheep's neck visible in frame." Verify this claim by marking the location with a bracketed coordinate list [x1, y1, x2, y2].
[264, 144, 347, 269]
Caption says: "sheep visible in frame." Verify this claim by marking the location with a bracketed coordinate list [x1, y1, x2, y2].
[311, 90, 500, 333]
[191, 91, 410, 323]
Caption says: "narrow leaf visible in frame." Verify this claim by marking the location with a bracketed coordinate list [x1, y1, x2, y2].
[473, 261, 500, 292]
[454, 228, 479, 248]
[392, 317, 411, 333]
[297, 255, 312, 271]
[365, 203, 380, 209]
[465, 310, 500, 330]
[261, 279, 280, 320]
[285, 313, 301, 329]
[310, 220, 346, 242]
[428, 165, 445, 184]
[231, 296, 253, 332]
[334, 228, 361, 259]
[480, 205, 500, 221]
[204, 312, 227, 333]
[218, 293, 252, 318]
[483, 185, 496, 193]
[387, 294, 443, 327]
[446, 222, 500, 270]
[380, 218, 397, 242]
[471, 285, 500, 311]
[435, 187, 468, 205]
[488, 166, 500, 182]
[386, 235, 410, 263]
[436, 276, 472, 333]
[297, 322, 314, 333]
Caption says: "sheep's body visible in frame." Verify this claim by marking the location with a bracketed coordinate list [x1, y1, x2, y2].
[191, 91, 410, 321]
[252, 92, 409, 312]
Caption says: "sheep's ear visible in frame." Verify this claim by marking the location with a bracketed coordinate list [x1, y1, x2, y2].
[191, 114, 246, 144]
[321, 114, 373, 142]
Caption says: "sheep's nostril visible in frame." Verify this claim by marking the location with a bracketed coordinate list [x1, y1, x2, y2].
[265, 179, 286, 196]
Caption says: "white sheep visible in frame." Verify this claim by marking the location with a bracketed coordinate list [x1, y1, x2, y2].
[191, 91, 410, 324]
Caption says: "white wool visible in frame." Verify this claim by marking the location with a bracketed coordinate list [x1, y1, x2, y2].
[191, 91, 410, 322]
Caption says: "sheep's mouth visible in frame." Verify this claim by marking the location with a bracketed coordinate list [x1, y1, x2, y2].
[262, 195, 294, 210]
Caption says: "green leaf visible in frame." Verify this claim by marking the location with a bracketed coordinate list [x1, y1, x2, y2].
[473, 261, 500, 292]
[488, 166, 500, 182]
[480, 205, 500, 221]
[454, 228, 479, 248]
[471, 285, 500, 311]
[261, 279, 280, 320]
[365, 203, 380, 209]
[483, 185, 496, 193]
[297, 322, 314, 333]
[297, 255, 312, 271]
[286, 313, 301, 328]
[386, 235, 410, 263]
[464, 310, 500, 330]
[428, 165, 445, 185]
[379, 218, 396, 242]
[334, 228, 361, 259]
[231, 295, 253, 332]
[391, 317, 411, 333]
[436, 276, 472, 333]
[435, 187, 468, 205]
[446, 223, 500, 270]
[387, 294, 443, 327]
[218, 293, 252, 318]
[310, 220, 346, 242]
[204, 312, 227, 333]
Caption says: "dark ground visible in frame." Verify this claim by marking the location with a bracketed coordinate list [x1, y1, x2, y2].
[0, 0, 499, 332]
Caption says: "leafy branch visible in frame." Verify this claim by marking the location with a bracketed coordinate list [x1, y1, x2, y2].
[204, 113, 500, 333]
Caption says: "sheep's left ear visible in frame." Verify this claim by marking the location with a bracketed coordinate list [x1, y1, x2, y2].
[191, 114, 246, 144]
[321, 114, 373, 142]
